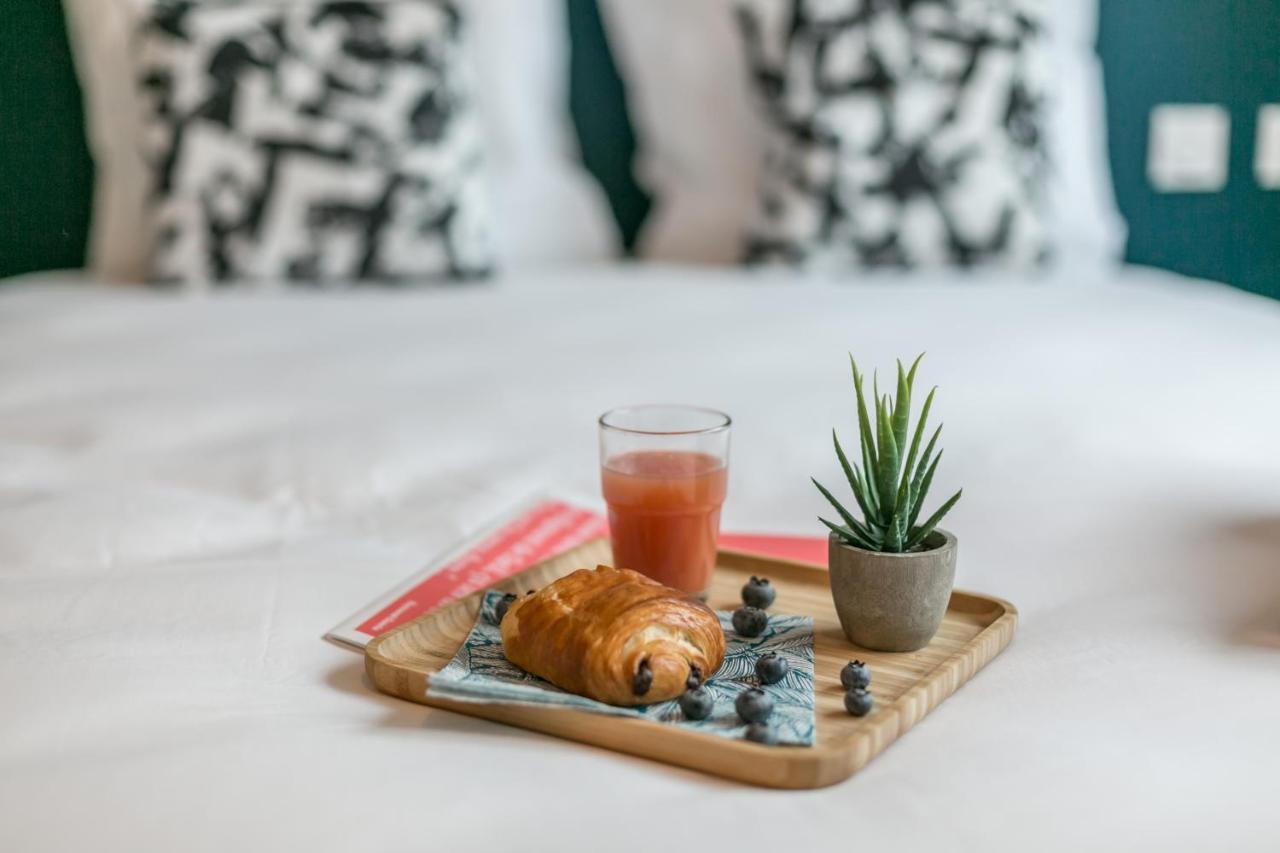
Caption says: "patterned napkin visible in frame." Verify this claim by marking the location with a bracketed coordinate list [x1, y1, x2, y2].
[427, 591, 816, 746]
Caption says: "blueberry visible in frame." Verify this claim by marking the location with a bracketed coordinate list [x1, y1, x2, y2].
[679, 686, 714, 721]
[744, 722, 777, 745]
[741, 576, 776, 610]
[735, 687, 774, 724]
[840, 659, 871, 691]
[844, 687, 874, 717]
[755, 652, 789, 685]
[731, 606, 768, 638]
[493, 592, 517, 624]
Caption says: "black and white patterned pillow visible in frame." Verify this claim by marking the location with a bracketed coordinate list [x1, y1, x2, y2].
[736, 0, 1049, 270]
[132, 0, 492, 285]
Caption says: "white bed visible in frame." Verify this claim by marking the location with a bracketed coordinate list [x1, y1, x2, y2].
[2, 263, 1278, 852]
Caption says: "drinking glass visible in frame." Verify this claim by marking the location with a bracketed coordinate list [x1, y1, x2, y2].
[598, 405, 731, 596]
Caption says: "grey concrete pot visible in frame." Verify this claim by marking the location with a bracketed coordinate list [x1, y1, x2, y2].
[828, 529, 957, 652]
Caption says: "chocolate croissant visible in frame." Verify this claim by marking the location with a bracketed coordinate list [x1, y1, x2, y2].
[501, 565, 725, 706]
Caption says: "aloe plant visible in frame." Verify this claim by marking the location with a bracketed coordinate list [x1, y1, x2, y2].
[812, 354, 962, 553]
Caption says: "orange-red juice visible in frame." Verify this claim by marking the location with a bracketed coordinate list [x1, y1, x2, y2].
[600, 450, 728, 594]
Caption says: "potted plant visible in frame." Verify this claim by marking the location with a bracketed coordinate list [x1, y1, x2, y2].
[812, 355, 963, 652]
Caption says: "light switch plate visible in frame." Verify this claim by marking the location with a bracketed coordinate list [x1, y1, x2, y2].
[1148, 104, 1231, 192]
[1256, 105, 1280, 189]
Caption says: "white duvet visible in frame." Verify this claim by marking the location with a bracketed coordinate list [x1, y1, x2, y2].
[2, 263, 1278, 852]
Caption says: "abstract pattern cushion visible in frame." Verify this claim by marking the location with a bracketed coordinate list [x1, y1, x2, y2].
[736, 0, 1050, 269]
[131, 0, 491, 285]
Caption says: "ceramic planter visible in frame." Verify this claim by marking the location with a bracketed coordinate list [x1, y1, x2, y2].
[827, 529, 957, 652]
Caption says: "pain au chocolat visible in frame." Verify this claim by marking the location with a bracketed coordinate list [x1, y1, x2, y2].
[500, 565, 725, 706]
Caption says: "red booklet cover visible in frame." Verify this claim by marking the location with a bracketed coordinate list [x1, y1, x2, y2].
[325, 498, 823, 651]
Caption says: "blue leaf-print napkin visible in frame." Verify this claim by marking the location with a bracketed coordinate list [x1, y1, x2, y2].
[427, 590, 815, 746]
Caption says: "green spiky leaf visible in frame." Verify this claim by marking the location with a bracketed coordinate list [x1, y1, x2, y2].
[891, 359, 911, 457]
[835, 431, 877, 524]
[875, 393, 899, 518]
[900, 387, 935, 495]
[852, 466, 879, 529]
[893, 386, 933, 529]
[833, 429, 856, 492]
[905, 352, 924, 390]
[819, 517, 878, 551]
[909, 448, 943, 531]
[889, 484, 912, 552]
[908, 424, 942, 518]
[812, 477, 877, 544]
[850, 356, 880, 510]
[906, 489, 962, 550]
[883, 514, 905, 552]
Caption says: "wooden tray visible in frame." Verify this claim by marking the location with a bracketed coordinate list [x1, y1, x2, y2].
[365, 538, 1016, 789]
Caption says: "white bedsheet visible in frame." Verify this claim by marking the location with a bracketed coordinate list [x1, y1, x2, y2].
[2, 264, 1278, 852]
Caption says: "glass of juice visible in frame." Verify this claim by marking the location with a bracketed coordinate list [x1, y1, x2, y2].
[599, 405, 731, 597]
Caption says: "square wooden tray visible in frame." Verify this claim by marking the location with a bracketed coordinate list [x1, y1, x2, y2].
[364, 538, 1016, 789]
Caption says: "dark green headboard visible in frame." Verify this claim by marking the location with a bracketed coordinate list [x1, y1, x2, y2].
[4, 1, 1278, 301]
[0, 1, 93, 278]
[1099, 0, 1280, 300]
[566, 0, 649, 252]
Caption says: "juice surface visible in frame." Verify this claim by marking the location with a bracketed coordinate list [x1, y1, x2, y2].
[601, 450, 727, 594]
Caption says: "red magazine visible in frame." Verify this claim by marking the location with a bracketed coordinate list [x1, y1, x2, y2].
[325, 497, 823, 651]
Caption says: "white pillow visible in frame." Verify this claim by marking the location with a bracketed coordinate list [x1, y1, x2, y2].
[599, 0, 1125, 266]
[65, 0, 617, 282]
